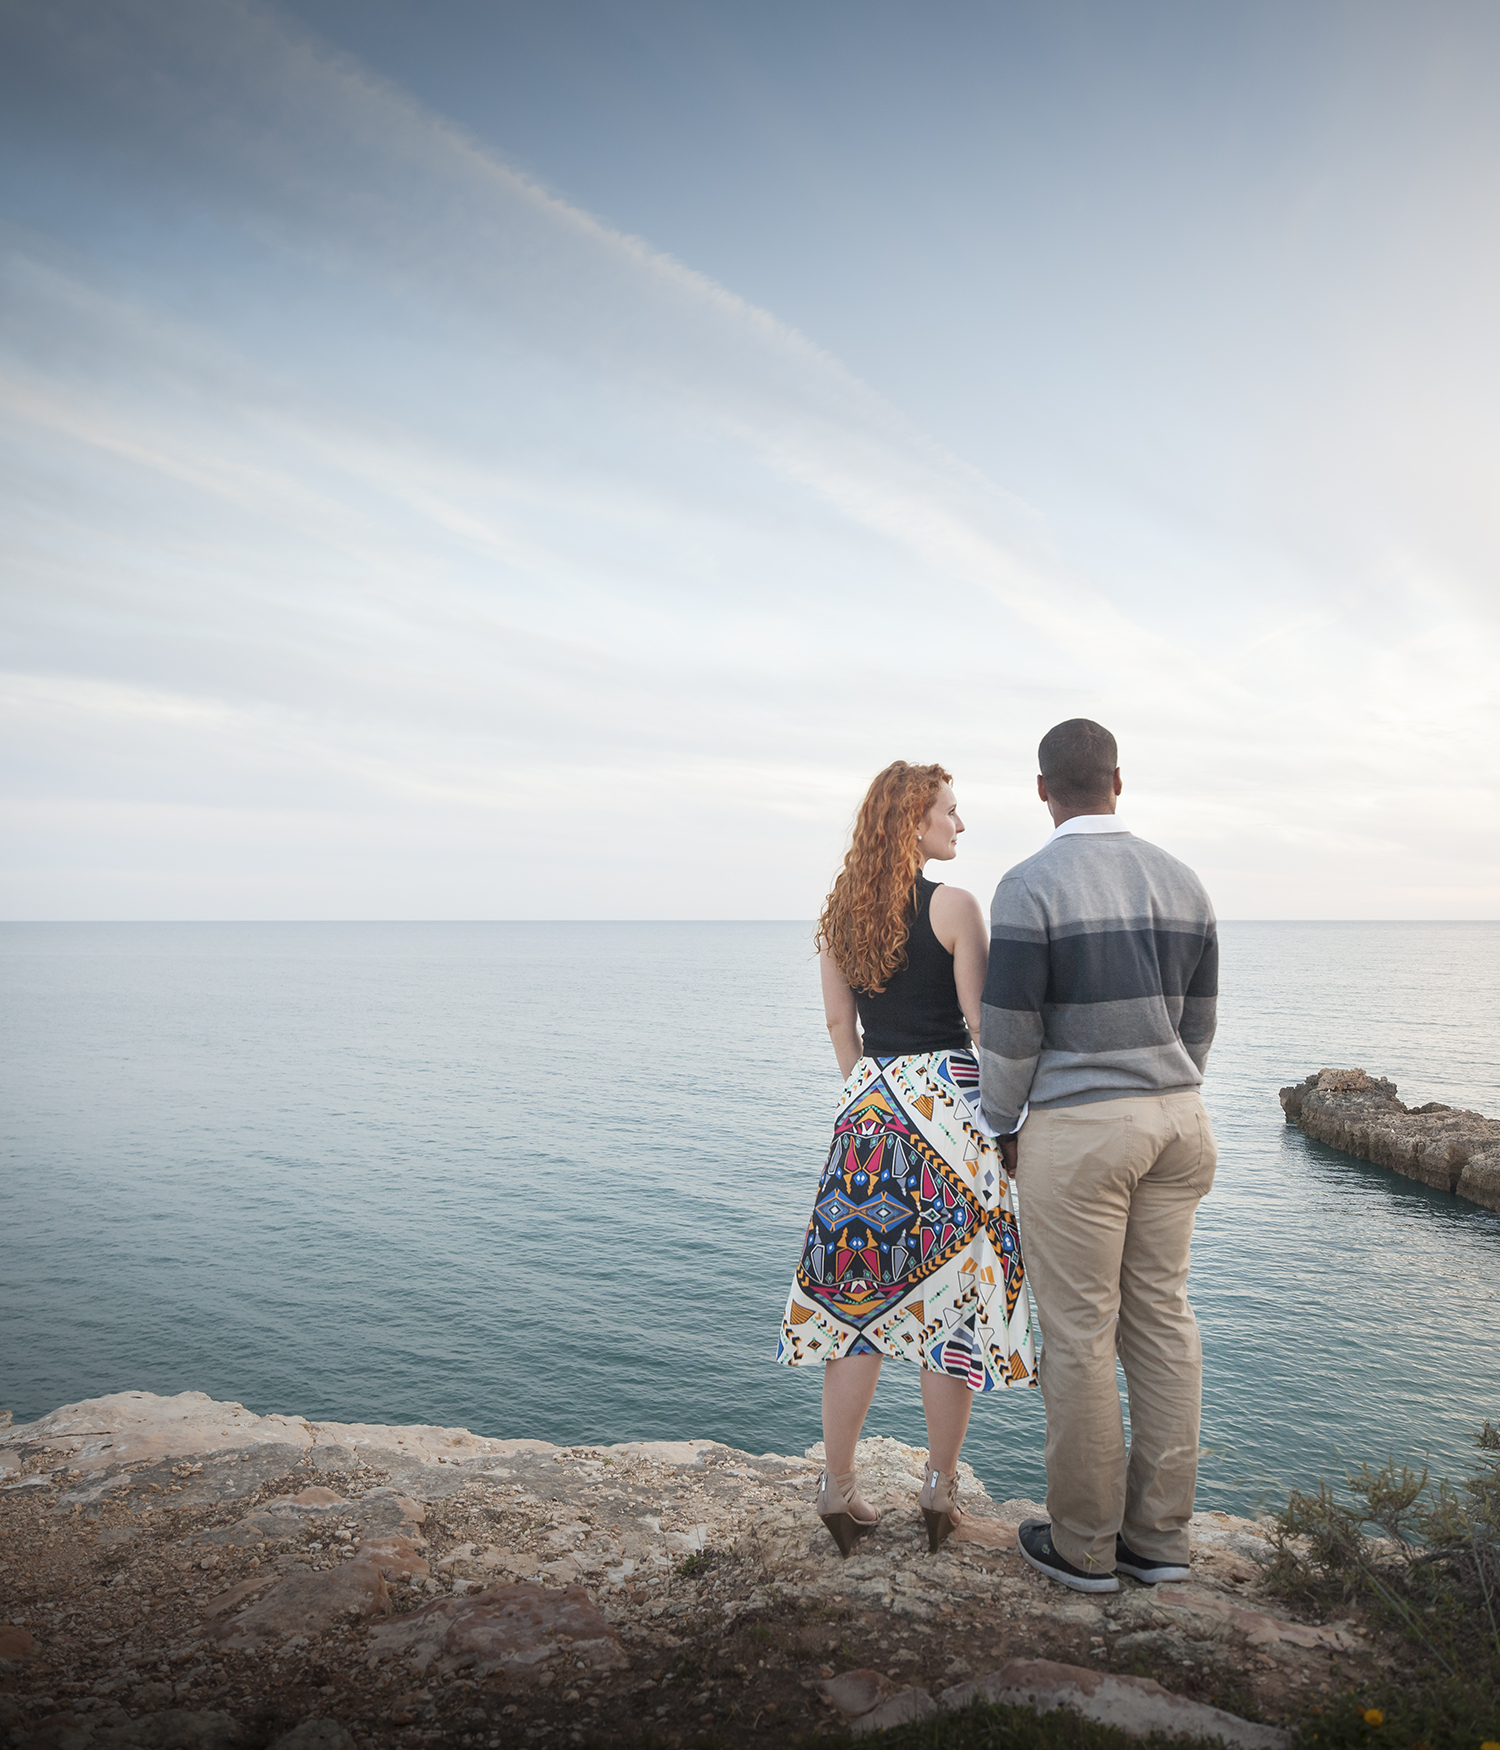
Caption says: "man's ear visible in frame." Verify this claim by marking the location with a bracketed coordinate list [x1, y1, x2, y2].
[1037, 775, 1050, 803]
[1112, 769, 1123, 796]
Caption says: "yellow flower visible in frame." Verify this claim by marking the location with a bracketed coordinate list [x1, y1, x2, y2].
[1362, 1709, 1384, 1726]
[1480, 1741, 1500, 1750]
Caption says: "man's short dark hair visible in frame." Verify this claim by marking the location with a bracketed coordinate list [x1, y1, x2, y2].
[1038, 719, 1118, 807]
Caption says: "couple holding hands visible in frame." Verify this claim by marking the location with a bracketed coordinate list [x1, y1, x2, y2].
[777, 719, 1219, 1595]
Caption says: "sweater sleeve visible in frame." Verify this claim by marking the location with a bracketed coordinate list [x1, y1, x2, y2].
[1180, 913, 1218, 1074]
[979, 874, 1050, 1133]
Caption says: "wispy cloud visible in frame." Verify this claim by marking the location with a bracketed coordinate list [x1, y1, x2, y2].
[0, 0, 1496, 916]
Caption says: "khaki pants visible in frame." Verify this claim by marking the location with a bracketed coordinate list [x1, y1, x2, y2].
[1016, 1092, 1216, 1574]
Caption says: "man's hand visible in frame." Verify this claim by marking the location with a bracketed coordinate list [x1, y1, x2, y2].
[1000, 1134, 1018, 1178]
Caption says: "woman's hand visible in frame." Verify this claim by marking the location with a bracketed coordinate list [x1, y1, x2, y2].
[820, 949, 863, 1079]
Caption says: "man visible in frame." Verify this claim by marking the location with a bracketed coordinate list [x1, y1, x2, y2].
[979, 719, 1218, 1593]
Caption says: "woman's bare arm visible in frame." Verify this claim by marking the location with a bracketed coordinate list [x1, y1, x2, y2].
[819, 948, 863, 1080]
[927, 884, 989, 1042]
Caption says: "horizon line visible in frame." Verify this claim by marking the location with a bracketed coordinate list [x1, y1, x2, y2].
[2, 917, 1498, 927]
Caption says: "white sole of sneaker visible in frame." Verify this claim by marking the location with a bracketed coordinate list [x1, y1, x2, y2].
[1017, 1533, 1120, 1593]
[1116, 1562, 1190, 1584]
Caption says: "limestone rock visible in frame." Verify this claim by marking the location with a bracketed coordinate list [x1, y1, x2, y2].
[203, 1576, 277, 1618]
[605, 1439, 718, 1466]
[211, 1560, 390, 1649]
[1153, 1585, 1361, 1652]
[941, 1658, 1290, 1749]
[818, 1668, 896, 1717]
[0, 1390, 1372, 1747]
[0, 1623, 40, 1663]
[951, 1516, 1018, 1550]
[95, 1709, 244, 1747]
[850, 1686, 938, 1735]
[355, 1535, 429, 1581]
[0, 1390, 537, 1477]
[1278, 1069, 1500, 1211]
[266, 1722, 355, 1750]
[364, 1582, 628, 1678]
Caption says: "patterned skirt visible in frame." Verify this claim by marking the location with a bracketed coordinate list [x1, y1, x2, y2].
[777, 1050, 1037, 1392]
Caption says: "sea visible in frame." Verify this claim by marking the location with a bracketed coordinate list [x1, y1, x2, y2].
[2, 920, 1498, 1517]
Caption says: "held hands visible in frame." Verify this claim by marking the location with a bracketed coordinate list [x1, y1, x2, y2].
[1000, 1134, 1018, 1178]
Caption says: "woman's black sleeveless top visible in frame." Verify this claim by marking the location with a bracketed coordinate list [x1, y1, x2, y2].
[855, 876, 971, 1056]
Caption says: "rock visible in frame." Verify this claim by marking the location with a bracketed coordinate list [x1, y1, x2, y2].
[850, 1686, 938, 1735]
[12, 1712, 94, 1750]
[203, 1576, 277, 1617]
[0, 1390, 1372, 1748]
[1153, 1585, 1362, 1652]
[1278, 1069, 1500, 1211]
[266, 1721, 355, 1750]
[951, 1517, 1018, 1550]
[0, 1623, 40, 1662]
[288, 1487, 345, 1509]
[385, 1692, 434, 1726]
[477, 1545, 539, 1578]
[604, 1440, 716, 1466]
[95, 1709, 244, 1747]
[211, 1560, 390, 1649]
[0, 1390, 526, 1477]
[364, 1582, 628, 1678]
[355, 1535, 429, 1581]
[940, 1659, 1290, 1749]
[818, 1668, 896, 1717]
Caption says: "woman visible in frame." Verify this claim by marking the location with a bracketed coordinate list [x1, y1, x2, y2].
[777, 761, 1036, 1556]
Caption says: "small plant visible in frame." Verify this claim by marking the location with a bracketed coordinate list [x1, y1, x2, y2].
[1264, 1422, 1500, 1749]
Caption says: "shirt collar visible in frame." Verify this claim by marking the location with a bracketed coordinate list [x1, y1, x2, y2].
[1047, 813, 1130, 843]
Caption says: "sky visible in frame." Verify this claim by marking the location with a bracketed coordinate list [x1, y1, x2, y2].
[2, 0, 1498, 919]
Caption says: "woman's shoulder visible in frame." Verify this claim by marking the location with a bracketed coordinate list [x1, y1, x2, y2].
[927, 879, 981, 907]
[927, 883, 986, 929]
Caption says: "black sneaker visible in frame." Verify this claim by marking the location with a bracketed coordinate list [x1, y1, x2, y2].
[1016, 1518, 1119, 1593]
[1115, 1534, 1190, 1584]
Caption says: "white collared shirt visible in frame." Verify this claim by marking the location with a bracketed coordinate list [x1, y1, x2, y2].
[1047, 813, 1129, 843]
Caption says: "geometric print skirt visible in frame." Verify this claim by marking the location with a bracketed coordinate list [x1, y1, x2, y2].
[777, 1050, 1037, 1393]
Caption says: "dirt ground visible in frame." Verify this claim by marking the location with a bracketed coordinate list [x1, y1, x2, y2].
[0, 1394, 1388, 1749]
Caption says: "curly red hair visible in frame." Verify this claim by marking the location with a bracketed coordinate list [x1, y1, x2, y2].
[815, 761, 952, 994]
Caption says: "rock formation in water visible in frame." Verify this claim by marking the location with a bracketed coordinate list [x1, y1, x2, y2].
[1278, 1068, 1500, 1212]
[0, 1389, 1371, 1748]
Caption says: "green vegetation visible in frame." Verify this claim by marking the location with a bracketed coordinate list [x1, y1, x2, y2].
[676, 1547, 727, 1577]
[1258, 1421, 1500, 1750]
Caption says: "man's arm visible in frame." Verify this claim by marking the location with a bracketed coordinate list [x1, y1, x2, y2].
[979, 874, 1049, 1135]
[1180, 915, 1218, 1074]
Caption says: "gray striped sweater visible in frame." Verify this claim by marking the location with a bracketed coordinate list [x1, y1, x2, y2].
[978, 829, 1218, 1135]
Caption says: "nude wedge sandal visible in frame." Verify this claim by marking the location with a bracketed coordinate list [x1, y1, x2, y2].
[918, 1465, 961, 1553]
[816, 1468, 878, 1557]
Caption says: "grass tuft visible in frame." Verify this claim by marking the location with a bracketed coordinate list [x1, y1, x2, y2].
[1261, 1421, 1500, 1749]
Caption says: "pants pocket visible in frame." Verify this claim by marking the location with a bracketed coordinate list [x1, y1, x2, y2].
[1192, 1108, 1218, 1195]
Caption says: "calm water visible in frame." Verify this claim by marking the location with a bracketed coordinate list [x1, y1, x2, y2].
[2, 921, 1498, 1514]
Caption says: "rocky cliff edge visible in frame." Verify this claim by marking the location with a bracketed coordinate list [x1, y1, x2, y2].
[0, 1390, 1389, 1749]
[1278, 1068, 1500, 1212]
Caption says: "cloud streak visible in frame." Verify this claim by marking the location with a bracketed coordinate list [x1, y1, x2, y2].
[0, 0, 1497, 917]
